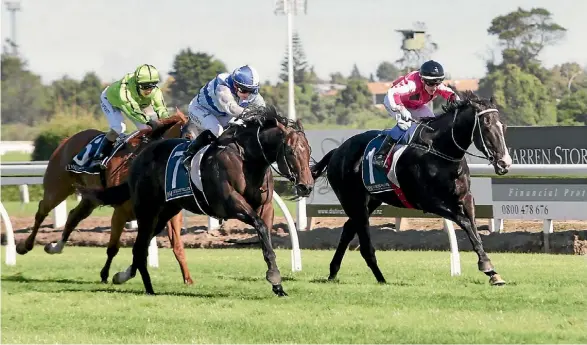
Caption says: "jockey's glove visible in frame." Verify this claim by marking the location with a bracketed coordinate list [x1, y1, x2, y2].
[399, 108, 413, 122]
[397, 118, 411, 131]
[228, 117, 245, 126]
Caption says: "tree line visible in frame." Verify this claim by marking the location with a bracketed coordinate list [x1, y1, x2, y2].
[1, 7, 585, 141]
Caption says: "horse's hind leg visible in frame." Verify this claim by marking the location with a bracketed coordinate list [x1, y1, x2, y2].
[100, 206, 128, 283]
[45, 198, 96, 254]
[351, 198, 386, 283]
[166, 211, 193, 285]
[17, 181, 74, 255]
[136, 205, 182, 294]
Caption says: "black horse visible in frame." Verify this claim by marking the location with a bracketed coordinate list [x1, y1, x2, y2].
[310, 91, 512, 286]
[81, 106, 314, 296]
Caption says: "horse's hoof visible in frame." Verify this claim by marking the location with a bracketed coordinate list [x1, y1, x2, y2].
[478, 260, 494, 273]
[184, 278, 194, 285]
[112, 273, 125, 285]
[100, 279, 108, 284]
[15, 242, 30, 255]
[146, 290, 156, 295]
[327, 275, 337, 281]
[44, 243, 61, 254]
[489, 274, 506, 286]
[272, 284, 288, 297]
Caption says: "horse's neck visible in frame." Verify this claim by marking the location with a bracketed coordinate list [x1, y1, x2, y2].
[428, 108, 476, 160]
[237, 127, 281, 165]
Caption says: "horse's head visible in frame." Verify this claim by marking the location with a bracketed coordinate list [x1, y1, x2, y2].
[139, 109, 195, 141]
[241, 105, 314, 197]
[447, 91, 512, 175]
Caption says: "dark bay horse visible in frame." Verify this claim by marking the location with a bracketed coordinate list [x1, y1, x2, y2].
[81, 106, 314, 296]
[17, 111, 201, 285]
[310, 91, 512, 286]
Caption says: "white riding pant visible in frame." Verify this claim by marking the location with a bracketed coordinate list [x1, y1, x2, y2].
[100, 87, 150, 135]
[187, 101, 232, 137]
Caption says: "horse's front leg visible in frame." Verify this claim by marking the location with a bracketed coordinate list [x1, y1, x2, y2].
[256, 200, 287, 296]
[419, 190, 505, 286]
[459, 192, 505, 286]
[230, 192, 286, 297]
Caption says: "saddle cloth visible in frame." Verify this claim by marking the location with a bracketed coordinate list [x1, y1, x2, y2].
[164, 141, 212, 214]
[65, 131, 141, 174]
[361, 124, 420, 208]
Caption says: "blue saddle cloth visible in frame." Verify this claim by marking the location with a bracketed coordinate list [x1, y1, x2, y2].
[360, 123, 418, 193]
[65, 134, 106, 174]
[164, 141, 193, 201]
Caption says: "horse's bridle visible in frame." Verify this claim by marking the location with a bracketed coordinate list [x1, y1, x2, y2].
[413, 107, 499, 163]
[450, 107, 499, 163]
[256, 126, 306, 184]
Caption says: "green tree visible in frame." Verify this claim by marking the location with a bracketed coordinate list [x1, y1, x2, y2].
[488, 7, 566, 71]
[546, 63, 586, 99]
[478, 64, 556, 125]
[50, 76, 81, 109]
[168, 49, 227, 107]
[337, 79, 372, 108]
[376, 61, 401, 81]
[556, 89, 587, 125]
[280, 31, 310, 84]
[329, 72, 347, 85]
[78, 72, 103, 115]
[349, 63, 367, 81]
[1, 54, 51, 125]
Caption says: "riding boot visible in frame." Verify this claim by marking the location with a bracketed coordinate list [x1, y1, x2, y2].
[89, 138, 115, 169]
[372, 135, 396, 169]
[182, 130, 215, 171]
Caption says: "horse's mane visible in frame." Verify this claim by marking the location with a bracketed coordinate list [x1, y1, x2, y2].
[236, 105, 303, 132]
[440, 90, 494, 114]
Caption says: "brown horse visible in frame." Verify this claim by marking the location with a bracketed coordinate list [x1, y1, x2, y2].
[80, 105, 314, 296]
[16, 111, 200, 285]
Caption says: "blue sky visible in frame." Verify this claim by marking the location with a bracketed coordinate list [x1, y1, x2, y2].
[2, 0, 585, 84]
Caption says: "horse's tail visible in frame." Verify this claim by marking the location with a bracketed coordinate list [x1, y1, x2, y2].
[78, 182, 131, 206]
[310, 149, 335, 181]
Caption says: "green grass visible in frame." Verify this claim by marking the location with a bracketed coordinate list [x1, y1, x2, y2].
[0, 198, 298, 219]
[0, 152, 32, 162]
[2, 248, 586, 344]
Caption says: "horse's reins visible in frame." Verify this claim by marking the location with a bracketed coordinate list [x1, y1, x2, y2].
[256, 125, 302, 184]
[410, 107, 498, 163]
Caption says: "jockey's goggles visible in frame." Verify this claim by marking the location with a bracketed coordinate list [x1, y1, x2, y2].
[235, 84, 256, 94]
[138, 83, 158, 90]
[423, 78, 443, 86]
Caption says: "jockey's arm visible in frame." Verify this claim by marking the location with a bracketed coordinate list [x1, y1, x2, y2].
[384, 81, 417, 120]
[216, 85, 245, 117]
[151, 88, 170, 119]
[437, 83, 460, 102]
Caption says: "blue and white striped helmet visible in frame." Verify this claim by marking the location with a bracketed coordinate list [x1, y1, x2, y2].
[232, 65, 260, 94]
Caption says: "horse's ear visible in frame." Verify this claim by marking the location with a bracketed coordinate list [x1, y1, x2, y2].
[175, 107, 188, 124]
[273, 118, 287, 132]
[296, 119, 304, 131]
[489, 96, 496, 105]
